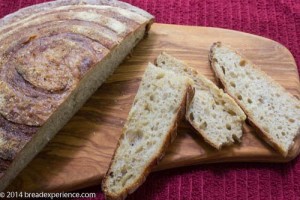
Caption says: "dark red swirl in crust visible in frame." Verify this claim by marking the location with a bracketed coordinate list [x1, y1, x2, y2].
[0, 0, 153, 172]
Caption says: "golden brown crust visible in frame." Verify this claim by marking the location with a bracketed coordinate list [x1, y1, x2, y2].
[0, 0, 154, 180]
[246, 118, 288, 156]
[102, 86, 193, 200]
[0, 0, 153, 26]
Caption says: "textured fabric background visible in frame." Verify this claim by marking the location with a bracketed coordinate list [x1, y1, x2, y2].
[0, 0, 299, 199]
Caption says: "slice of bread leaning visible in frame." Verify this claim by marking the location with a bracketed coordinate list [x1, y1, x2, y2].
[209, 42, 300, 156]
[102, 63, 193, 200]
[155, 52, 246, 149]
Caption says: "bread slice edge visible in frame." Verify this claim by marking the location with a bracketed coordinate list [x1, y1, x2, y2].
[209, 41, 300, 157]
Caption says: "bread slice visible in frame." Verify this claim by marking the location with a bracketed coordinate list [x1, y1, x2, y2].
[209, 42, 300, 156]
[0, 0, 153, 191]
[155, 52, 246, 149]
[102, 63, 192, 200]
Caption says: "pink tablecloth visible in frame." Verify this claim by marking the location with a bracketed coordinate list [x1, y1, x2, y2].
[1, 0, 299, 199]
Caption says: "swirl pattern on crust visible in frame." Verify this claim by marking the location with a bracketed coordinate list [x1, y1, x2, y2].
[0, 0, 153, 169]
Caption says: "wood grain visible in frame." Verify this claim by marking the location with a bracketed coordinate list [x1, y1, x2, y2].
[7, 23, 300, 192]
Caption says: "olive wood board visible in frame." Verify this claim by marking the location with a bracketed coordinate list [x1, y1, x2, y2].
[7, 23, 300, 192]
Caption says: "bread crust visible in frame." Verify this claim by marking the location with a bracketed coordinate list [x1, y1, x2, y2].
[102, 86, 194, 200]
[209, 42, 300, 157]
[0, 0, 153, 26]
[0, 0, 154, 191]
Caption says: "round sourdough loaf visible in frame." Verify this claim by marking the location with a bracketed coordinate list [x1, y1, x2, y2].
[0, 0, 153, 191]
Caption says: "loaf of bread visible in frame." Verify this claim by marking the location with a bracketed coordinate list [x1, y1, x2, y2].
[209, 42, 300, 156]
[156, 52, 246, 149]
[0, 0, 153, 191]
[102, 63, 192, 200]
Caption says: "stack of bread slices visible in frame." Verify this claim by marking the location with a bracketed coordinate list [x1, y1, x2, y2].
[102, 43, 300, 200]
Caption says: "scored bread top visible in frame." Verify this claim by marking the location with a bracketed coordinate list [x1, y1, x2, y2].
[102, 63, 192, 200]
[209, 42, 300, 156]
[156, 52, 246, 149]
[0, 0, 153, 176]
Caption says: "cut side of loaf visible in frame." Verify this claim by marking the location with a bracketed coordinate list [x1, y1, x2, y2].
[102, 64, 192, 200]
[209, 42, 300, 156]
[155, 52, 246, 149]
[0, 0, 153, 191]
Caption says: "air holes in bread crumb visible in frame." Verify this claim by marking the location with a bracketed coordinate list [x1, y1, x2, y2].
[144, 103, 151, 111]
[247, 98, 253, 104]
[146, 141, 151, 146]
[169, 105, 177, 113]
[212, 104, 216, 110]
[230, 82, 236, 88]
[127, 129, 143, 146]
[281, 132, 286, 136]
[239, 60, 246, 66]
[135, 146, 143, 153]
[230, 72, 237, 78]
[237, 94, 243, 100]
[226, 124, 231, 130]
[221, 66, 226, 74]
[156, 72, 165, 79]
[200, 121, 207, 130]
[150, 95, 154, 101]
[289, 118, 295, 123]
[151, 125, 158, 131]
[161, 61, 165, 64]
[121, 174, 133, 187]
[189, 112, 194, 121]
[227, 110, 236, 116]
[278, 126, 282, 130]
[121, 167, 127, 176]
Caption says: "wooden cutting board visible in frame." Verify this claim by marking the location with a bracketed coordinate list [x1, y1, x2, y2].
[7, 23, 300, 192]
